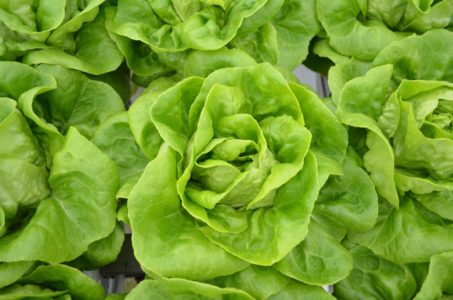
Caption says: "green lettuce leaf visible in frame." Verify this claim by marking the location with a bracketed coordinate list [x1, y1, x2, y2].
[212, 265, 336, 299]
[337, 64, 399, 207]
[0, 1, 123, 74]
[125, 278, 253, 300]
[290, 82, 347, 183]
[414, 251, 453, 300]
[92, 112, 148, 189]
[273, 149, 377, 286]
[23, 10, 123, 75]
[313, 150, 379, 233]
[111, 0, 266, 52]
[0, 99, 50, 222]
[267, 282, 335, 300]
[212, 265, 290, 299]
[230, 0, 320, 70]
[275, 220, 353, 285]
[367, 0, 453, 32]
[0, 264, 104, 300]
[34, 64, 125, 139]
[396, 172, 453, 221]
[0, 261, 34, 289]
[128, 76, 178, 159]
[373, 29, 453, 83]
[0, 284, 66, 299]
[68, 222, 125, 270]
[183, 48, 256, 78]
[315, 0, 452, 64]
[334, 244, 417, 300]
[316, 0, 408, 61]
[349, 198, 453, 264]
[0, 127, 119, 263]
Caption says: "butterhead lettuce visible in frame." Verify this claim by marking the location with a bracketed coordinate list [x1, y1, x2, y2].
[0, 61, 123, 286]
[105, 0, 319, 84]
[127, 62, 348, 281]
[0, 0, 123, 74]
[314, 0, 453, 63]
[330, 29, 453, 299]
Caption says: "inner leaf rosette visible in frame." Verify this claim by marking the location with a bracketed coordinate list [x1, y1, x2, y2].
[128, 63, 322, 280]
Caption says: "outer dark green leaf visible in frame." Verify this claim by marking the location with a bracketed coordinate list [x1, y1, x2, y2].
[396, 172, 453, 221]
[0, 128, 119, 263]
[128, 77, 178, 159]
[291, 82, 347, 183]
[275, 221, 353, 285]
[337, 64, 399, 207]
[212, 266, 290, 299]
[92, 112, 148, 188]
[68, 223, 124, 270]
[316, 0, 407, 61]
[373, 29, 453, 82]
[17, 264, 104, 300]
[212, 265, 336, 300]
[314, 151, 378, 233]
[349, 198, 453, 264]
[35, 64, 125, 139]
[334, 244, 417, 300]
[232, 0, 319, 70]
[0, 99, 49, 222]
[267, 282, 335, 300]
[0, 284, 65, 299]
